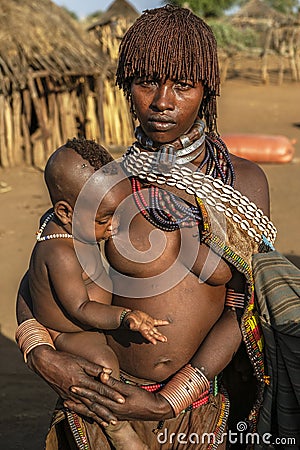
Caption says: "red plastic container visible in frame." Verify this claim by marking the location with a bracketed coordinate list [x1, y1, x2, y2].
[222, 134, 296, 163]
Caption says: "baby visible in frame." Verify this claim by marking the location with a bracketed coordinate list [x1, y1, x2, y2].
[28, 138, 168, 450]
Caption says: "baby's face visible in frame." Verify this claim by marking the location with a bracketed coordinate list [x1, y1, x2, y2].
[94, 178, 130, 242]
[72, 171, 131, 244]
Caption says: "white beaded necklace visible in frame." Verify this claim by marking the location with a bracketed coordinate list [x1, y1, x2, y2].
[122, 146, 277, 244]
[36, 212, 73, 242]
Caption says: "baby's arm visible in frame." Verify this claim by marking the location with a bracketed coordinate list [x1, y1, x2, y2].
[121, 310, 169, 345]
[45, 244, 131, 330]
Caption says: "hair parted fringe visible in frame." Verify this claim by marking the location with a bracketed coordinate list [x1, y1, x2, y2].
[116, 5, 220, 133]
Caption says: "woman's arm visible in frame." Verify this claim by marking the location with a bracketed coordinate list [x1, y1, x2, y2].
[190, 267, 244, 378]
[63, 278, 244, 423]
[63, 307, 241, 423]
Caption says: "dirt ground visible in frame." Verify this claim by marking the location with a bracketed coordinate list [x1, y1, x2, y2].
[0, 71, 300, 449]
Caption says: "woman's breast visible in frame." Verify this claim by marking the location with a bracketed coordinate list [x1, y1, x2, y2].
[105, 213, 232, 290]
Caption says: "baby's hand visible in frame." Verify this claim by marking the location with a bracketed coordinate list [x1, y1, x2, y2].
[122, 310, 169, 345]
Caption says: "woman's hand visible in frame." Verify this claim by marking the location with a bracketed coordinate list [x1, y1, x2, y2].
[64, 373, 174, 425]
[27, 345, 126, 424]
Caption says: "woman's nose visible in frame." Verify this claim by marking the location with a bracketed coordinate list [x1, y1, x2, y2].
[151, 85, 174, 111]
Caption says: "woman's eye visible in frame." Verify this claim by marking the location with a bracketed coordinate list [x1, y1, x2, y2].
[136, 78, 156, 87]
[143, 80, 156, 86]
[176, 81, 193, 89]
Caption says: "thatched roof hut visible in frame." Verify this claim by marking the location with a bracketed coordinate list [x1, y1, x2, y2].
[232, 0, 288, 28]
[87, 0, 140, 148]
[88, 0, 139, 60]
[0, 0, 132, 169]
[92, 0, 139, 27]
[231, 0, 300, 83]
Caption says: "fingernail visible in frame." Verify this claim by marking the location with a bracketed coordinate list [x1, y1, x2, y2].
[110, 420, 117, 425]
[117, 398, 125, 403]
[102, 422, 109, 428]
[70, 387, 78, 393]
[102, 367, 113, 374]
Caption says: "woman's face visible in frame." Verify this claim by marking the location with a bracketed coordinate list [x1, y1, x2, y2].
[131, 77, 204, 145]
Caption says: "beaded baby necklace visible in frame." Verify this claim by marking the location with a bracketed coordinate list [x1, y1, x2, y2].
[36, 212, 73, 242]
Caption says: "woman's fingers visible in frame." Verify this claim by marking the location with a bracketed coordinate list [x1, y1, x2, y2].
[63, 400, 117, 426]
[71, 376, 126, 405]
[75, 374, 130, 398]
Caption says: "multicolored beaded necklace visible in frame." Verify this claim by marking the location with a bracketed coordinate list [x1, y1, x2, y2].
[127, 119, 235, 232]
[131, 178, 202, 231]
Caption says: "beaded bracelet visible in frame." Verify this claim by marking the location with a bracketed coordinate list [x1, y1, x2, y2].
[15, 319, 55, 363]
[119, 309, 132, 327]
[159, 364, 210, 416]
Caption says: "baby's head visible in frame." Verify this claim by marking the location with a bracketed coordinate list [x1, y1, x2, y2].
[44, 138, 129, 242]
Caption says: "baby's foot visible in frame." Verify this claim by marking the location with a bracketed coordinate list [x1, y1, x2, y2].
[105, 421, 149, 450]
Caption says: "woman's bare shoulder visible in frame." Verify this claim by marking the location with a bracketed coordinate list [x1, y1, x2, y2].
[230, 153, 270, 216]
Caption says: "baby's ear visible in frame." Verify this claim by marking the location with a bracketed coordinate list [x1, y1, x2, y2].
[54, 201, 73, 225]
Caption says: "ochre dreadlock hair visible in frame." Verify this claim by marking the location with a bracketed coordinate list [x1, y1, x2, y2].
[116, 5, 220, 133]
[65, 137, 114, 171]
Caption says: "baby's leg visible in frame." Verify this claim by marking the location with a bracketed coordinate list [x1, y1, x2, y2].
[54, 331, 119, 378]
[54, 331, 149, 450]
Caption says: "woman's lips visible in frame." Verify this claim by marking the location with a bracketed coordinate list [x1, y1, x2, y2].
[148, 117, 176, 131]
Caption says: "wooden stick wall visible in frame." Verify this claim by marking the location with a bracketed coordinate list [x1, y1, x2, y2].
[0, 73, 134, 169]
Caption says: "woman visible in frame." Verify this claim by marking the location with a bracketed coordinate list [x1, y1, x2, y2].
[16, 6, 276, 449]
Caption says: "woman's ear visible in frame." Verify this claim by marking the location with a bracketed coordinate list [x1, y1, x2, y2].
[129, 95, 137, 120]
[54, 201, 73, 225]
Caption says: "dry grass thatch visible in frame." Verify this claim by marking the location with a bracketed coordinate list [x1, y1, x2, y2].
[0, 0, 108, 93]
[87, 0, 139, 61]
[0, 0, 134, 169]
[88, 0, 139, 29]
[229, 0, 300, 84]
[232, 0, 291, 27]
